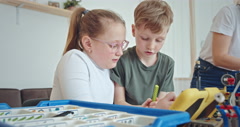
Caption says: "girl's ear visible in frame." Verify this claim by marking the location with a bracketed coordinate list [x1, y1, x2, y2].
[132, 24, 136, 37]
[82, 36, 92, 51]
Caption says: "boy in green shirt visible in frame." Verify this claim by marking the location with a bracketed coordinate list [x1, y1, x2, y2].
[111, 0, 176, 109]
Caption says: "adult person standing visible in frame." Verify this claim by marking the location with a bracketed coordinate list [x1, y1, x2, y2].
[191, 1, 240, 89]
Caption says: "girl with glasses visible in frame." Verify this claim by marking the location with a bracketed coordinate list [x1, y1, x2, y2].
[50, 7, 128, 104]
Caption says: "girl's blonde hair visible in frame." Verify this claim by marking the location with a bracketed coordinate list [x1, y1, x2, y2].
[134, 0, 173, 33]
[63, 8, 125, 55]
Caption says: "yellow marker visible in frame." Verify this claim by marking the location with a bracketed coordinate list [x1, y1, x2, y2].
[152, 85, 159, 102]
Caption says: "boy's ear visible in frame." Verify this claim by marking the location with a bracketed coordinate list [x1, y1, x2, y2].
[131, 24, 136, 37]
[82, 36, 92, 50]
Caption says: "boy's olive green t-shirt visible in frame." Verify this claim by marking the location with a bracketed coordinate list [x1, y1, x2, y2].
[110, 46, 174, 105]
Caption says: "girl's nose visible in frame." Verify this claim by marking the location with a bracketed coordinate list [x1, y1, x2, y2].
[115, 48, 123, 56]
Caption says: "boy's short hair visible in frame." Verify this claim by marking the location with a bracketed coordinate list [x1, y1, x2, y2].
[134, 0, 173, 33]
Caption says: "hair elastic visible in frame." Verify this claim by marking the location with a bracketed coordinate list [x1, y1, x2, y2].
[82, 10, 89, 15]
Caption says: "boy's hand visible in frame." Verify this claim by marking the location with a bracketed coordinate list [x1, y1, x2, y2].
[141, 98, 159, 108]
[148, 97, 160, 108]
[148, 101, 158, 108]
[156, 92, 176, 109]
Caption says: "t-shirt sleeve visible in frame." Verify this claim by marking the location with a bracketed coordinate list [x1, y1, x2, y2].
[110, 59, 125, 87]
[211, 6, 234, 36]
[58, 53, 93, 101]
[160, 58, 175, 92]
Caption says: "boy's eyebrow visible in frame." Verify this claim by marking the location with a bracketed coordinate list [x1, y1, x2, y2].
[157, 36, 165, 39]
[152, 35, 166, 40]
[158, 37, 165, 40]
[140, 34, 165, 40]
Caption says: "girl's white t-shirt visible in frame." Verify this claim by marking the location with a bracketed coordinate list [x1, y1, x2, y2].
[50, 49, 114, 104]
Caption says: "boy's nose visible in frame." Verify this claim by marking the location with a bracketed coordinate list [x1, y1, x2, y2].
[147, 42, 155, 50]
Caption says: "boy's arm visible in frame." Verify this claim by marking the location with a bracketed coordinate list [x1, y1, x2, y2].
[159, 58, 175, 95]
[156, 92, 176, 109]
[114, 82, 152, 107]
[158, 92, 169, 99]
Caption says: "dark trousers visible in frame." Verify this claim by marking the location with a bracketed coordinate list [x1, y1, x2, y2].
[190, 58, 240, 90]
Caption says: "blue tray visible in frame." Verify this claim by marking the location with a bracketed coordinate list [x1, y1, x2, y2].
[0, 100, 190, 127]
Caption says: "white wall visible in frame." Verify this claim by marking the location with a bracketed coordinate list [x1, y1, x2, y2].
[0, 0, 142, 89]
[0, 3, 68, 89]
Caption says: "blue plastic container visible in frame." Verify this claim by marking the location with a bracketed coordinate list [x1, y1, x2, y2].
[0, 100, 190, 127]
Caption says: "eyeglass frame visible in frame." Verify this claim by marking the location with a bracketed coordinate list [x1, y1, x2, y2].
[91, 38, 129, 53]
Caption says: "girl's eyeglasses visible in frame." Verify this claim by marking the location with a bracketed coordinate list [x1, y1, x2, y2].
[91, 38, 129, 53]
